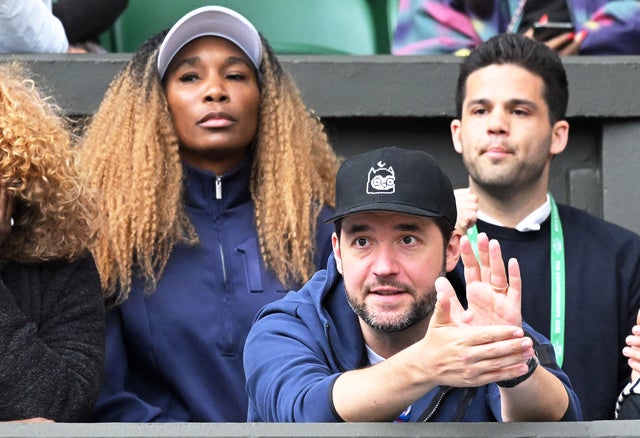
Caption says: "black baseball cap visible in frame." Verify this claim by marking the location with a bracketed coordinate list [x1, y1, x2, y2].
[326, 146, 457, 226]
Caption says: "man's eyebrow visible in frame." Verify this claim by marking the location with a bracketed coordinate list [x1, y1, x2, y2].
[395, 223, 422, 232]
[507, 98, 538, 109]
[344, 223, 372, 235]
[466, 97, 538, 109]
[344, 222, 423, 234]
[466, 98, 491, 107]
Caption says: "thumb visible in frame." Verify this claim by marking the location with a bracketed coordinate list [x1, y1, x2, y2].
[432, 277, 455, 327]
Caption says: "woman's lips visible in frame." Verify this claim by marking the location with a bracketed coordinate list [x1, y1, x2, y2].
[198, 111, 235, 128]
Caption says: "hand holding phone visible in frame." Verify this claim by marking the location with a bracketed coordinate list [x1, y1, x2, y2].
[533, 22, 575, 42]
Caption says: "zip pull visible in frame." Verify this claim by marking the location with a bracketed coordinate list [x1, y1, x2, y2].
[215, 176, 222, 200]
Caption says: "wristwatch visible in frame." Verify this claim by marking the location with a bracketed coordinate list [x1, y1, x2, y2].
[497, 354, 539, 388]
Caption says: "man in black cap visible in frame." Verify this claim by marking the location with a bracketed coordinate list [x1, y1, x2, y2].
[243, 146, 581, 422]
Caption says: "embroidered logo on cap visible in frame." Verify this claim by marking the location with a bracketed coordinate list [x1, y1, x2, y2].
[367, 160, 395, 194]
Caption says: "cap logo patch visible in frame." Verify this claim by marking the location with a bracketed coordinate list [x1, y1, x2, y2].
[367, 160, 395, 194]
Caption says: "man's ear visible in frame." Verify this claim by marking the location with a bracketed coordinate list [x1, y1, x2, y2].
[445, 230, 462, 272]
[451, 119, 463, 154]
[332, 232, 343, 274]
[550, 120, 569, 156]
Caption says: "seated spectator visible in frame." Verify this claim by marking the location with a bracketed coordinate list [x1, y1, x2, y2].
[80, 6, 339, 422]
[0, 62, 104, 422]
[449, 32, 640, 420]
[0, 0, 71, 53]
[393, 0, 640, 56]
[244, 146, 581, 422]
[617, 308, 640, 419]
[52, 0, 129, 53]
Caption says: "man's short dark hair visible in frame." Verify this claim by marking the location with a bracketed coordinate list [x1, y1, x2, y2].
[455, 33, 568, 124]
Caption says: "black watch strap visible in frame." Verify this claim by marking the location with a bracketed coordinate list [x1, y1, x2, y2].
[496, 354, 539, 388]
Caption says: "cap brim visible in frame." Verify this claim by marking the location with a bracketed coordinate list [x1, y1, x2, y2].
[157, 6, 262, 78]
[325, 203, 447, 223]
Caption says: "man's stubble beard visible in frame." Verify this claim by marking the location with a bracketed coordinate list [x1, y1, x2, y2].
[345, 264, 446, 333]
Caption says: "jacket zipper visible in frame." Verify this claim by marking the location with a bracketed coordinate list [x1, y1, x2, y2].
[418, 386, 452, 422]
[325, 322, 346, 373]
[215, 176, 222, 200]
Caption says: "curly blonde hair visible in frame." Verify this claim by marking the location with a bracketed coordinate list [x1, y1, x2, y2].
[80, 32, 340, 302]
[0, 62, 95, 262]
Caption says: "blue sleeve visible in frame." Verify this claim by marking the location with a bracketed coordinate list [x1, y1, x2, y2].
[93, 309, 166, 422]
[244, 303, 342, 422]
[578, 1, 640, 55]
[0, 0, 68, 53]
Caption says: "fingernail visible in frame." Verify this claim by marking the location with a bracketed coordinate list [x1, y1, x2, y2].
[566, 32, 575, 41]
[576, 30, 588, 41]
[538, 14, 549, 24]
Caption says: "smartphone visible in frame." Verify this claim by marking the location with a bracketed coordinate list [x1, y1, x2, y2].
[533, 22, 575, 41]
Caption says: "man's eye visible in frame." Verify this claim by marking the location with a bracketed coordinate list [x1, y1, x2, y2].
[402, 236, 416, 245]
[355, 238, 368, 247]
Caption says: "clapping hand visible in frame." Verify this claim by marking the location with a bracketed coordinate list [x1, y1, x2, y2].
[435, 232, 523, 328]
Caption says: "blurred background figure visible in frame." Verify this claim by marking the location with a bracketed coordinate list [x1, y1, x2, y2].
[393, 0, 640, 56]
[0, 0, 70, 53]
[0, 62, 104, 422]
[53, 0, 129, 53]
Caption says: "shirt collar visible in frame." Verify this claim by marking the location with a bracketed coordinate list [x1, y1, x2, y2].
[477, 194, 551, 232]
[365, 344, 385, 365]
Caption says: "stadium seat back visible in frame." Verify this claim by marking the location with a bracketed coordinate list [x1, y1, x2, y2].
[102, 0, 382, 54]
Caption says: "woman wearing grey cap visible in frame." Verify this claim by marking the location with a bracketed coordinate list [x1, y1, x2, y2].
[80, 6, 340, 422]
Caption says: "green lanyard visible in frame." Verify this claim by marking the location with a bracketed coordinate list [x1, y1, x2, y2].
[466, 194, 565, 367]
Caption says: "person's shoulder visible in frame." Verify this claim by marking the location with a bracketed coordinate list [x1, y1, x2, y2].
[41, 252, 99, 275]
[559, 204, 640, 243]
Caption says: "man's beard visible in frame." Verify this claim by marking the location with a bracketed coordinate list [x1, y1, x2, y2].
[345, 271, 443, 333]
[462, 142, 550, 201]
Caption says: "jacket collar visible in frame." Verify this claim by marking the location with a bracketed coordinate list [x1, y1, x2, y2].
[182, 154, 252, 211]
